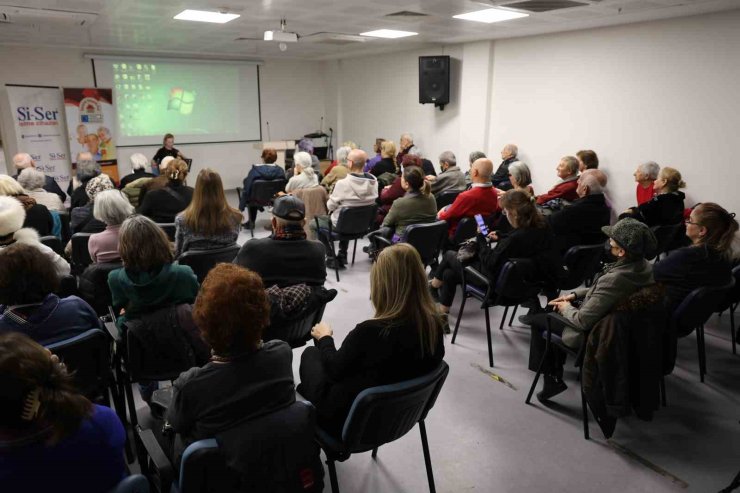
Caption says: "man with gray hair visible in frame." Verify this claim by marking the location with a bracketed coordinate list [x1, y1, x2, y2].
[428, 151, 466, 195]
[634, 161, 660, 205]
[492, 144, 518, 190]
[12, 152, 66, 202]
[70, 158, 103, 208]
[396, 132, 418, 166]
[17, 168, 65, 212]
[119, 153, 154, 189]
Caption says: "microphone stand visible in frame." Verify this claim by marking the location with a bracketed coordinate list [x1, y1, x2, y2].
[327, 127, 334, 161]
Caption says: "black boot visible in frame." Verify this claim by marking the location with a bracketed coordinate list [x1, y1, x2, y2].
[536, 375, 568, 403]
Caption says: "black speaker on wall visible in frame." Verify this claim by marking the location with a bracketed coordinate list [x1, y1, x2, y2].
[419, 55, 450, 110]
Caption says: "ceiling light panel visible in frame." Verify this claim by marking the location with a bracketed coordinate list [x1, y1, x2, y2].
[174, 9, 240, 24]
[453, 8, 529, 23]
[360, 29, 418, 39]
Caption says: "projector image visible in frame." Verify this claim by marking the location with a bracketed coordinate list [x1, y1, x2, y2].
[264, 30, 298, 43]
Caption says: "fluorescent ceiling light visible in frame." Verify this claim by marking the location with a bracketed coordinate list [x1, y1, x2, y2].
[174, 9, 240, 24]
[453, 8, 528, 24]
[360, 29, 418, 39]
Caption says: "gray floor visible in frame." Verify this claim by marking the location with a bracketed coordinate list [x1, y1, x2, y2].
[137, 202, 740, 492]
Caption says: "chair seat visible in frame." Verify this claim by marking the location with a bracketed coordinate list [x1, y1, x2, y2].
[541, 331, 580, 357]
[315, 428, 350, 461]
[465, 284, 487, 299]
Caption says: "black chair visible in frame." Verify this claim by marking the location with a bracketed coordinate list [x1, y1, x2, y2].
[79, 261, 123, 316]
[316, 362, 449, 493]
[450, 217, 477, 247]
[57, 211, 72, 243]
[111, 474, 150, 493]
[156, 223, 176, 241]
[651, 223, 683, 260]
[672, 278, 736, 382]
[559, 243, 605, 292]
[39, 235, 64, 255]
[435, 190, 461, 211]
[315, 204, 378, 282]
[375, 220, 448, 268]
[177, 244, 240, 283]
[71, 232, 93, 275]
[244, 179, 288, 237]
[452, 260, 543, 367]
[716, 264, 740, 355]
[264, 287, 338, 348]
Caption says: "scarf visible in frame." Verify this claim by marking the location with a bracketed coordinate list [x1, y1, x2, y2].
[272, 222, 307, 241]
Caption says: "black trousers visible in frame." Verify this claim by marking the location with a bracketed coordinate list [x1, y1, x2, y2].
[434, 250, 470, 307]
[528, 313, 568, 379]
[312, 216, 349, 258]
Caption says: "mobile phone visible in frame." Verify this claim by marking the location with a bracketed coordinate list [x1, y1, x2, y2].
[474, 214, 489, 236]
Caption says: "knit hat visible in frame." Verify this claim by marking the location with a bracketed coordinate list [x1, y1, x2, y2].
[85, 174, 115, 201]
[272, 195, 305, 221]
[602, 218, 657, 258]
[0, 196, 26, 237]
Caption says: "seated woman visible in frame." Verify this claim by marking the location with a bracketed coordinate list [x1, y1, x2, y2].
[374, 154, 418, 226]
[0, 174, 54, 237]
[369, 140, 398, 177]
[138, 158, 194, 224]
[654, 202, 737, 310]
[69, 158, 102, 209]
[535, 156, 580, 206]
[499, 161, 534, 197]
[529, 218, 655, 402]
[174, 168, 241, 257]
[118, 152, 154, 189]
[285, 152, 319, 192]
[87, 190, 134, 264]
[17, 168, 65, 212]
[167, 263, 294, 451]
[0, 243, 99, 344]
[431, 190, 561, 328]
[634, 161, 660, 206]
[239, 148, 285, 211]
[70, 174, 115, 235]
[298, 243, 445, 436]
[285, 138, 321, 179]
[321, 146, 350, 193]
[621, 166, 686, 226]
[0, 332, 126, 493]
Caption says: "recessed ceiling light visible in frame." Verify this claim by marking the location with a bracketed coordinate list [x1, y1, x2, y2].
[174, 9, 240, 24]
[453, 8, 529, 24]
[360, 29, 418, 39]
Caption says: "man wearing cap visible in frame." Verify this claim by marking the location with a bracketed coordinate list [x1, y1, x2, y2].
[234, 195, 326, 287]
[526, 218, 656, 402]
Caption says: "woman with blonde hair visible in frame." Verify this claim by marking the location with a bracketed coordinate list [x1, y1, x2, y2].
[621, 166, 686, 226]
[298, 243, 445, 435]
[138, 158, 193, 224]
[369, 140, 398, 177]
[175, 168, 241, 257]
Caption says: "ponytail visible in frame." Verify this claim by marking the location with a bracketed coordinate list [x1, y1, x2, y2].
[402, 165, 428, 194]
[693, 202, 739, 259]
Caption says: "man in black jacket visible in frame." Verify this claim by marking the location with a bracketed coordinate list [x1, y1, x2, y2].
[491, 144, 518, 190]
[12, 152, 66, 202]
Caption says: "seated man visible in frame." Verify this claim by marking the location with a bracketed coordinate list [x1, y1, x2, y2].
[239, 148, 285, 212]
[428, 151, 466, 195]
[12, 153, 66, 202]
[235, 195, 326, 286]
[547, 170, 610, 253]
[536, 156, 580, 207]
[437, 158, 499, 237]
[492, 144, 518, 190]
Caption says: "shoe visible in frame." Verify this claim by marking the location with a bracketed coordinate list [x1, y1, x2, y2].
[337, 253, 348, 265]
[536, 376, 568, 403]
[362, 245, 371, 253]
[518, 314, 536, 326]
[326, 257, 346, 270]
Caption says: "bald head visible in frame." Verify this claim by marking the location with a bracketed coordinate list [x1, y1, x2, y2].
[577, 169, 606, 197]
[471, 158, 493, 184]
[12, 153, 34, 171]
[580, 168, 607, 187]
[347, 149, 368, 172]
[76, 151, 93, 162]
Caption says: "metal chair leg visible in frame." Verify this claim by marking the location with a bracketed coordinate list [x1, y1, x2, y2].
[508, 305, 518, 327]
[371, 447, 378, 459]
[484, 307, 494, 367]
[526, 318, 551, 404]
[501, 306, 509, 331]
[697, 325, 706, 382]
[731, 309, 736, 355]
[580, 385, 590, 440]
[419, 421, 437, 493]
[326, 457, 340, 493]
[660, 375, 667, 407]
[451, 295, 467, 344]
[352, 239, 358, 265]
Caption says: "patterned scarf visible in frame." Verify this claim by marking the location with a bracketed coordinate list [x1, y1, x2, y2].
[273, 222, 307, 241]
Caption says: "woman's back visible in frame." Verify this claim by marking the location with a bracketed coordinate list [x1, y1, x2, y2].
[139, 182, 194, 224]
[654, 245, 732, 309]
[383, 193, 437, 236]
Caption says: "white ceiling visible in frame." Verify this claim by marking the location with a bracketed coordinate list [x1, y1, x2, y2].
[0, 0, 738, 60]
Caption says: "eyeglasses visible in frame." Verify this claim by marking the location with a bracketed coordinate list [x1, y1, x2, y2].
[685, 218, 701, 226]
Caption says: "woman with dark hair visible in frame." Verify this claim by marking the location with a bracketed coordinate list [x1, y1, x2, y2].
[138, 158, 194, 224]
[374, 154, 422, 226]
[175, 168, 241, 257]
[654, 202, 738, 310]
[0, 332, 126, 492]
[299, 243, 445, 436]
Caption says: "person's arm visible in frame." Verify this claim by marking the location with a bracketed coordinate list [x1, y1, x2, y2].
[315, 322, 372, 380]
[326, 183, 342, 212]
[653, 248, 691, 284]
[559, 276, 626, 332]
[438, 192, 468, 222]
[166, 370, 196, 434]
[536, 184, 560, 205]
[174, 216, 184, 258]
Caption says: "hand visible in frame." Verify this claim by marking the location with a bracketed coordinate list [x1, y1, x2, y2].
[496, 189, 505, 198]
[549, 300, 572, 313]
[276, 191, 287, 197]
[45, 349, 67, 374]
[383, 185, 391, 190]
[486, 231, 499, 242]
[549, 293, 576, 304]
[425, 175, 436, 182]
[311, 322, 333, 340]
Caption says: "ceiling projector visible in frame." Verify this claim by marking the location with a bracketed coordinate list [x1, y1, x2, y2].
[263, 30, 298, 43]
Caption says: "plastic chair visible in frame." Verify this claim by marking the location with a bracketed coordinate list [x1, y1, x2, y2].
[316, 362, 449, 493]
[245, 179, 288, 237]
[71, 232, 94, 275]
[39, 235, 64, 255]
[435, 190, 461, 211]
[450, 217, 477, 247]
[315, 204, 378, 281]
[558, 243, 605, 292]
[263, 287, 338, 348]
[452, 260, 544, 367]
[177, 244, 240, 283]
[156, 223, 176, 241]
[375, 220, 448, 268]
[109, 474, 149, 493]
[715, 264, 740, 354]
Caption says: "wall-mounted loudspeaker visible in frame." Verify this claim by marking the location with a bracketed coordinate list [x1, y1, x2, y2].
[419, 55, 450, 110]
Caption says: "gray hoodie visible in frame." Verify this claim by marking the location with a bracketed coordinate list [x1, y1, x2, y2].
[327, 172, 379, 225]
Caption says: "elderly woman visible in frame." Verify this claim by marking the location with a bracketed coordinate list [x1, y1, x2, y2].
[17, 168, 65, 212]
[70, 174, 115, 234]
[499, 161, 534, 197]
[87, 189, 134, 263]
[138, 158, 193, 224]
[0, 175, 54, 236]
[633, 161, 660, 206]
[654, 202, 738, 310]
[70, 158, 102, 208]
[321, 146, 351, 192]
[621, 166, 685, 226]
[0, 333, 126, 492]
[119, 153, 154, 189]
[370, 140, 397, 177]
[285, 152, 319, 192]
[535, 156, 580, 206]
[527, 218, 655, 402]
[364, 138, 385, 172]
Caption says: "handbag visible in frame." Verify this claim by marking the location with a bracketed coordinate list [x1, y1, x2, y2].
[456, 238, 479, 263]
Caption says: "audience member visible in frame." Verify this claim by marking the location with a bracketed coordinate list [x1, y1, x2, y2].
[152, 133, 183, 172]
[119, 153, 154, 189]
[175, 169, 240, 258]
[321, 146, 350, 193]
[621, 166, 686, 226]
[87, 190, 134, 264]
[492, 144, 518, 190]
[138, 158, 193, 224]
[654, 202, 738, 310]
[70, 159, 102, 208]
[576, 149, 599, 171]
[465, 151, 487, 186]
[407, 148, 437, 177]
[429, 151, 466, 195]
[396, 132, 418, 165]
[298, 243, 445, 436]
[634, 160, 660, 206]
[236, 196, 326, 286]
[70, 174, 115, 234]
[0, 244, 100, 343]
[0, 333, 126, 492]
[527, 218, 655, 402]
[11, 152, 66, 201]
[17, 168, 65, 212]
[535, 156, 580, 206]
[364, 138, 385, 172]
[437, 158, 499, 237]
[285, 152, 319, 192]
[325, 141, 357, 176]
[370, 141, 398, 177]
[0, 175, 54, 237]
[499, 161, 535, 197]
[135, 156, 176, 207]
[285, 139, 321, 178]
[0, 196, 69, 276]
[374, 155, 419, 226]
[239, 148, 285, 211]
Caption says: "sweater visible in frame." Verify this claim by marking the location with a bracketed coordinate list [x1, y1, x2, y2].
[0, 228, 70, 277]
[382, 192, 438, 236]
[629, 191, 685, 227]
[430, 166, 466, 195]
[27, 188, 65, 212]
[370, 157, 397, 177]
[536, 176, 579, 205]
[320, 165, 349, 193]
[138, 181, 194, 224]
[492, 156, 517, 187]
[174, 214, 239, 258]
[234, 237, 327, 287]
[285, 169, 319, 192]
[327, 173, 378, 226]
[636, 182, 655, 206]
[437, 184, 500, 236]
[88, 224, 122, 263]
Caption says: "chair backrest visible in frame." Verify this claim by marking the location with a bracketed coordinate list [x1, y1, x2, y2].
[341, 362, 449, 453]
[435, 190, 461, 211]
[39, 235, 64, 255]
[250, 179, 287, 204]
[493, 259, 544, 304]
[292, 186, 329, 219]
[79, 261, 123, 316]
[672, 277, 736, 337]
[110, 474, 150, 493]
[559, 243, 605, 291]
[651, 223, 683, 257]
[157, 223, 176, 241]
[45, 328, 111, 402]
[57, 211, 72, 243]
[451, 217, 477, 246]
[71, 232, 94, 274]
[264, 287, 337, 348]
[335, 204, 378, 237]
[404, 220, 448, 266]
[717, 264, 740, 312]
[178, 244, 240, 283]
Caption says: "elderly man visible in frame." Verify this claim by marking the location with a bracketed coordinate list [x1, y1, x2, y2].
[634, 161, 660, 205]
[438, 158, 499, 237]
[492, 144, 518, 190]
[428, 151, 466, 195]
[119, 153, 154, 189]
[536, 156, 580, 206]
[17, 168, 65, 212]
[235, 195, 326, 286]
[395, 132, 418, 166]
[12, 153, 66, 202]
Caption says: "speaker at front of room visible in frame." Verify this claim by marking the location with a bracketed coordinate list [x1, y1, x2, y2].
[419, 55, 450, 110]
